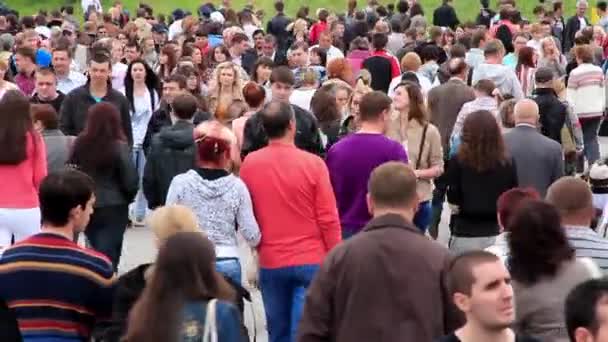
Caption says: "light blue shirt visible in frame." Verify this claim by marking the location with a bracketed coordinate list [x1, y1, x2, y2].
[503, 53, 517, 70]
[57, 70, 87, 95]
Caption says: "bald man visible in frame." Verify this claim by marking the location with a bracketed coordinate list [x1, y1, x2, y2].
[503, 99, 564, 197]
[547, 177, 608, 271]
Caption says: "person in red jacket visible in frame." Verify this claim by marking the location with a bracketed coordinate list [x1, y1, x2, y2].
[309, 9, 329, 45]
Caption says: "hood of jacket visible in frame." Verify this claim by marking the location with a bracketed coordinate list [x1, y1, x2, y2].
[181, 169, 238, 199]
[157, 122, 195, 150]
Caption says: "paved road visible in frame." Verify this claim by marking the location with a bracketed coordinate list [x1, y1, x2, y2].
[115, 137, 608, 341]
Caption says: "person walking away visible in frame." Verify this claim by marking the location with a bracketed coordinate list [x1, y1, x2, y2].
[389, 82, 443, 231]
[531, 67, 568, 144]
[143, 93, 198, 210]
[433, 0, 460, 30]
[437, 251, 541, 341]
[240, 101, 341, 342]
[299, 161, 461, 342]
[31, 104, 75, 173]
[503, 99, 564, 197]
[565, 278, 608, 342]
[566, 44, 605, 171]
[472, 39, 524, 99]
[0, 170, 114, 342]
[546, 177, 608, 272]
[507, 199, 601, 341]
[60, 52, 134, 146]
[69, 102, 138, 270]
[121, 59, 161, 224]
[0, 90, 46, 254]
[166, 120, 261, 284]
[123, 232, 244, 342]
[326, 91, 408, 238]
[447, 110, 518, 253]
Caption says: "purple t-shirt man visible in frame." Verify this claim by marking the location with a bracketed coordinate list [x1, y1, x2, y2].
[326, 133, 408, 238]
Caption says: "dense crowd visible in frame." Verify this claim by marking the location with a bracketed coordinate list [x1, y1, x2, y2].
[4, 0, 608, 341]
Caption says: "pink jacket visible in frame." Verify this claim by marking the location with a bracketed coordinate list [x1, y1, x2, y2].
[0, 132, 47, 208]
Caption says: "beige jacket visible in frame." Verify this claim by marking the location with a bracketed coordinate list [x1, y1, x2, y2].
[387, 112, 444, 201]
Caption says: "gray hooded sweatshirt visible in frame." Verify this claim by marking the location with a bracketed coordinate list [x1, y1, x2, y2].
[472, 63, 524, 100]
[165, 169, 261, 258]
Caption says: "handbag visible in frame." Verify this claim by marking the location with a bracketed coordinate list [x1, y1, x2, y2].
[203, 299, 218, 342]
[415, 124, 429, 170]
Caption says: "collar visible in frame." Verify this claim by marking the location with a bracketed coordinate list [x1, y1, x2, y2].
[565, 224, 594, 231]
[268, 140, 295, 147]
[448, 77, 466, 84]
[533, 87, 558, 96]
[362, 213, 421, 234]
[515, 123, 537, 129]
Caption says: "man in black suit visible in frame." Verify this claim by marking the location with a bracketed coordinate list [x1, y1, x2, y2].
[229, 32, 258, 74]
[261, 34, 287, 66]
[266, 1, 291, 55]
[563, 0, 590, 53]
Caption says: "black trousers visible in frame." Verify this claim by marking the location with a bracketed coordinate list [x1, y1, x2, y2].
[85, 205, 129, 271]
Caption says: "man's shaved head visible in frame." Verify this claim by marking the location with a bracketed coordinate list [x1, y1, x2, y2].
[546, 177, 594, 217]
[513, 99, 540, 125]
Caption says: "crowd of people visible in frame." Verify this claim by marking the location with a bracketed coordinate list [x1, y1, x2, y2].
[3, 0, 608, 341]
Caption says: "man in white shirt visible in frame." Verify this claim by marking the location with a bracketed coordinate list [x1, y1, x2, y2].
[168, 9, 185, 41]
[309, 30, 344, 64]
[52, 44, 86, 95]
[81, 0, 101, 14]
[110, 40, 128, 90]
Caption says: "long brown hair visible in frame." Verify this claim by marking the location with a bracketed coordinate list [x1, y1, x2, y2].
[0, 90, 34, 164]
[458, 110, 509, 172]
[398, 82, 428, 125]
[123, 232, 235, 342]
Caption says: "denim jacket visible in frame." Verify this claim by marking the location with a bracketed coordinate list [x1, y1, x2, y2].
[180, 300, 243, 342]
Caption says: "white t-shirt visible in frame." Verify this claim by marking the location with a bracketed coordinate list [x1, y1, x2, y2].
[168, 20, 183, 41]
[112, 62, 128, 90]
[290, 88, 316, 112]
[310, 45, 345, 64]
[81, 0, 102, 13]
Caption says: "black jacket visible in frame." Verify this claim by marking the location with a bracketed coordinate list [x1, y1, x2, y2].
[414, 42, 448, 65]
[0, 299, 21, 342]
[30, 91, 65, 114]
[362, 56, 393, 93]
[70, 141, 138, 208]
[432, 3, 460, 30]
[241, 104, 323, 159]
[59, 85, 134, 146]
[531, 87, 567, 144]
[144, 102, 211, 153]
[143, 121, 196, 209]
[564, 16, 589, 52]
[241, 48, 259, 75]
[266, 13, 292, 53]
[104, 263, 251, 342]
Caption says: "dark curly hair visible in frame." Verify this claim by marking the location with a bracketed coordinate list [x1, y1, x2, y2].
[458, 110, 509, 173]
[507, 199, 575, 285]
[311, 84, 341, 124]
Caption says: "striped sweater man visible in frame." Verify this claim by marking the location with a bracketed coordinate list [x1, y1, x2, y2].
[566, 63, 606, 120]
[0, 233, 115, 341]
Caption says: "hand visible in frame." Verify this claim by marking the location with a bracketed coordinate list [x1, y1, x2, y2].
[246, 250, 260, 289]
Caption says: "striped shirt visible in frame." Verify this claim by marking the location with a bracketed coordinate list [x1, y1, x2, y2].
[566, 226, 608, 273]
[0, 233, 115, 341]
[566, 63, 606, 120]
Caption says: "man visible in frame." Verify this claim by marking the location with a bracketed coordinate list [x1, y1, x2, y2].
[427, 58, 475, 238]
[253, 29, 266, 55]
[326, 92, 408, 238]
[168, 9, 185, 41]
[438, 251, 538, 342]
[0, 170, 114, 341]
[472, 39, 524, 99]
[230, 32, 257, 73]
[503, 33, 529, 70]
[60, 52, 133, 145]
[14, 46, 37, 96]
[310, 30, 344, 63]
[546, 177, 608, 272]
[531, 67, 568, 144]
[290, 42, 319, 88]
[152, 24, 169, 52]
[414, 26, 449, 65]
[433, 0, 460, 30]
[241, 66, 323, 159]
[299, 162, 459, 341]
[566, 278, 608, 342]
[362, 32, 401, 92]
[465, 28, 487, 71]
[30, 67, 65, 113]
[143, 93, 198, 209]
[144, 74, 210, 152]
[240, 101, 341, 342]
[122, 40, 141, 66]
[598, 1, 608, 36]
[52, 43, 87, 95]
[564, 0, 590, 53]
[503, 99, 564, 197]
[261, 34, 287, 66]
[110, 39, 128, 90]
[266, 1, 291, 55]
[567, 44, 605, 168]
[9, 29, 52, 75]
[81, 0, 102, 14]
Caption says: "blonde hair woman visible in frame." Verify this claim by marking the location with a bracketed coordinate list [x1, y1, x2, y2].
[340, 79, 373, 136]
[208, 62, 245, 122]
[166, 120, 261, 284]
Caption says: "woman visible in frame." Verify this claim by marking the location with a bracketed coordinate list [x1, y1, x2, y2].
[123, 232, 243, 342]
[509, 200, 601, 341]
[389, 82, 444, 232]
[311, 84, 343, 151]
[176, 65, 208, 112]
[409, 3, 427, 31]
[346, 37, 371, 76]
[250, 57, 274, 89]
[181, 43, 207, 82]
[156, 45, 177, 81]
[442, 28, 455, 55]
[70, 102, 138, 270]
[208, 62, 244, 122]
[166, 120, 261, 284]
[447, 110, 518, 253]
[538, 37, 567, 78]
[0, 91, 46, 252]
[31, 104, 75, 173]
[324, 58, 354, 88]
[0, 60, 17, 99]
[122, 59, 161, 223]
[340, 79, 372, 137]
[516, 46, 537, 97]
[232, 82, 265, 152]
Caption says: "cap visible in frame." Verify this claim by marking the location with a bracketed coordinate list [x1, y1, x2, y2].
[210, 11, 225, 24]
[35, 26, 51, 39]
[172, 9, 185, 20]
[199, 4, 215, 18]
[535, 67, 555, 84]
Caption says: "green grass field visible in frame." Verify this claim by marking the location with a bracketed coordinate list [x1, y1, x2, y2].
[9, 0, 584, 25]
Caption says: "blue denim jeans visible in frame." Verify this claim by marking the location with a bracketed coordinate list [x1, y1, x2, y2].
[581, 117, 602, 167]
[414, 200, 432, 232]
[130, 147, 147, 221]
[259, 264, 320, 342]
[215, 257, 242, 285]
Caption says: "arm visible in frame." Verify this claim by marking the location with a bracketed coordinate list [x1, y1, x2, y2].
[416, 127, 444, 180]
[120, 99, 134, 146]
[32, 132, 48, 190]
[59, 94, 75, 135]
[236, 182, 261, 247]
[240, 114, 265, 160]
[164, 177, 182, 205]
[446, 158, 463, 206]
[509, 71, 525, 99]
[305, 112, 324, 157]
[142, 143, 160, 209]
[117, 144, 138, 203]
[552, 145, 565, 183]
[314, 161, 342, 252]
[566, 103, 584, 151]
[91, 266, 116, 324]
[390, 56, 401, 78]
